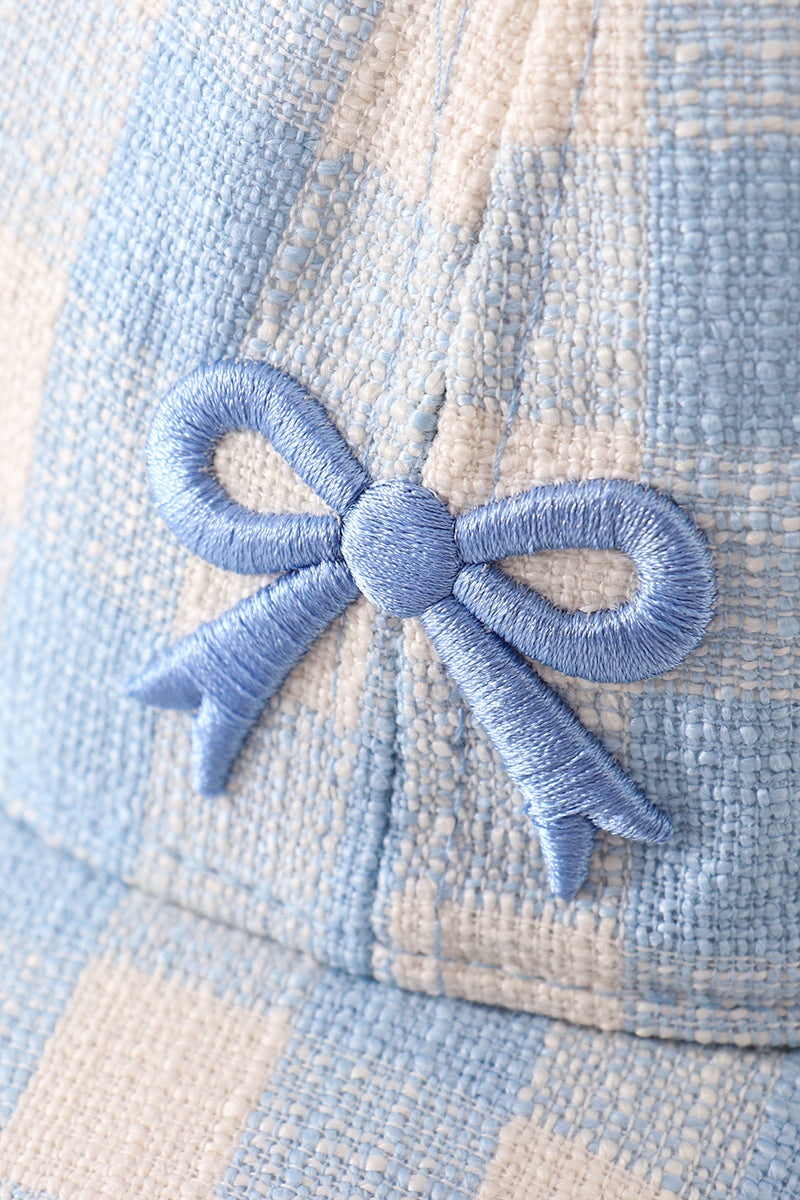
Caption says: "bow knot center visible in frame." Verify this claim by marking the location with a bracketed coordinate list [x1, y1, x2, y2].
[341, 481, 463, 617]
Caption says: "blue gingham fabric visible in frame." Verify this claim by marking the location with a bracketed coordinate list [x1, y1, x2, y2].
[0, 804, 797, 1199]
[0, 0, 799, 1195]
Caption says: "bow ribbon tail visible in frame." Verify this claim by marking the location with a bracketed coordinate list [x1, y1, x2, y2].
[129, 559, 360, 796]
[420, 597, 672, 899]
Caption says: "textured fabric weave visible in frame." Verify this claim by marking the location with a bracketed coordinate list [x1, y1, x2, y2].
[0, 807, 797, 1199]
[2, 0, 798, 1042]
[1, 0, 799, 1195]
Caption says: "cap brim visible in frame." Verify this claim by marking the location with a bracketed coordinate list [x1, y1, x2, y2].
[0, 807, 795, 1200]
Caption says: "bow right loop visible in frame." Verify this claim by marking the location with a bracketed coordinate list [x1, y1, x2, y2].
[454, 479, 716, 683]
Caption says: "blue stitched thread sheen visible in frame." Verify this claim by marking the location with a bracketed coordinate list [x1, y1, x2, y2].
[420, 599, 671, 899]
[131, 360, 717, 898]
[342, 481, 463, 617]
[455, 480, 717, 683]
[129, 559, 360, 794]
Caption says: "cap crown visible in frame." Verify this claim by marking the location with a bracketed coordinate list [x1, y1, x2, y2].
[1, 0, 798, 1047]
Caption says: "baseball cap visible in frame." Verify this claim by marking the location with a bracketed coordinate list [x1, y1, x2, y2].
[0, 0, 798, 1196]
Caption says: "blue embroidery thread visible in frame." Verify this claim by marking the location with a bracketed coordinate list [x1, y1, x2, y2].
[130, 360, 717, 899]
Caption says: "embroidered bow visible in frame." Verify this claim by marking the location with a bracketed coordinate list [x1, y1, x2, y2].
[130, 360, 716, 898]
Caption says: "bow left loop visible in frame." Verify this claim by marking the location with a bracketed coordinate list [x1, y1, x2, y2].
[146, 359, 369, 574]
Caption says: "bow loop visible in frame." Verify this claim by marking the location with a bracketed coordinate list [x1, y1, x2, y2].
[147, 360, 369, 574]
[131, 360, 717, 899]
[454, 481, 716, 683]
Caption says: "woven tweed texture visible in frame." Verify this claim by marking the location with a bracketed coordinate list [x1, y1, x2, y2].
[0, 0, 799, 1192]
[0, 807, 798, 1199]
[1, 0, 799, 1038]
